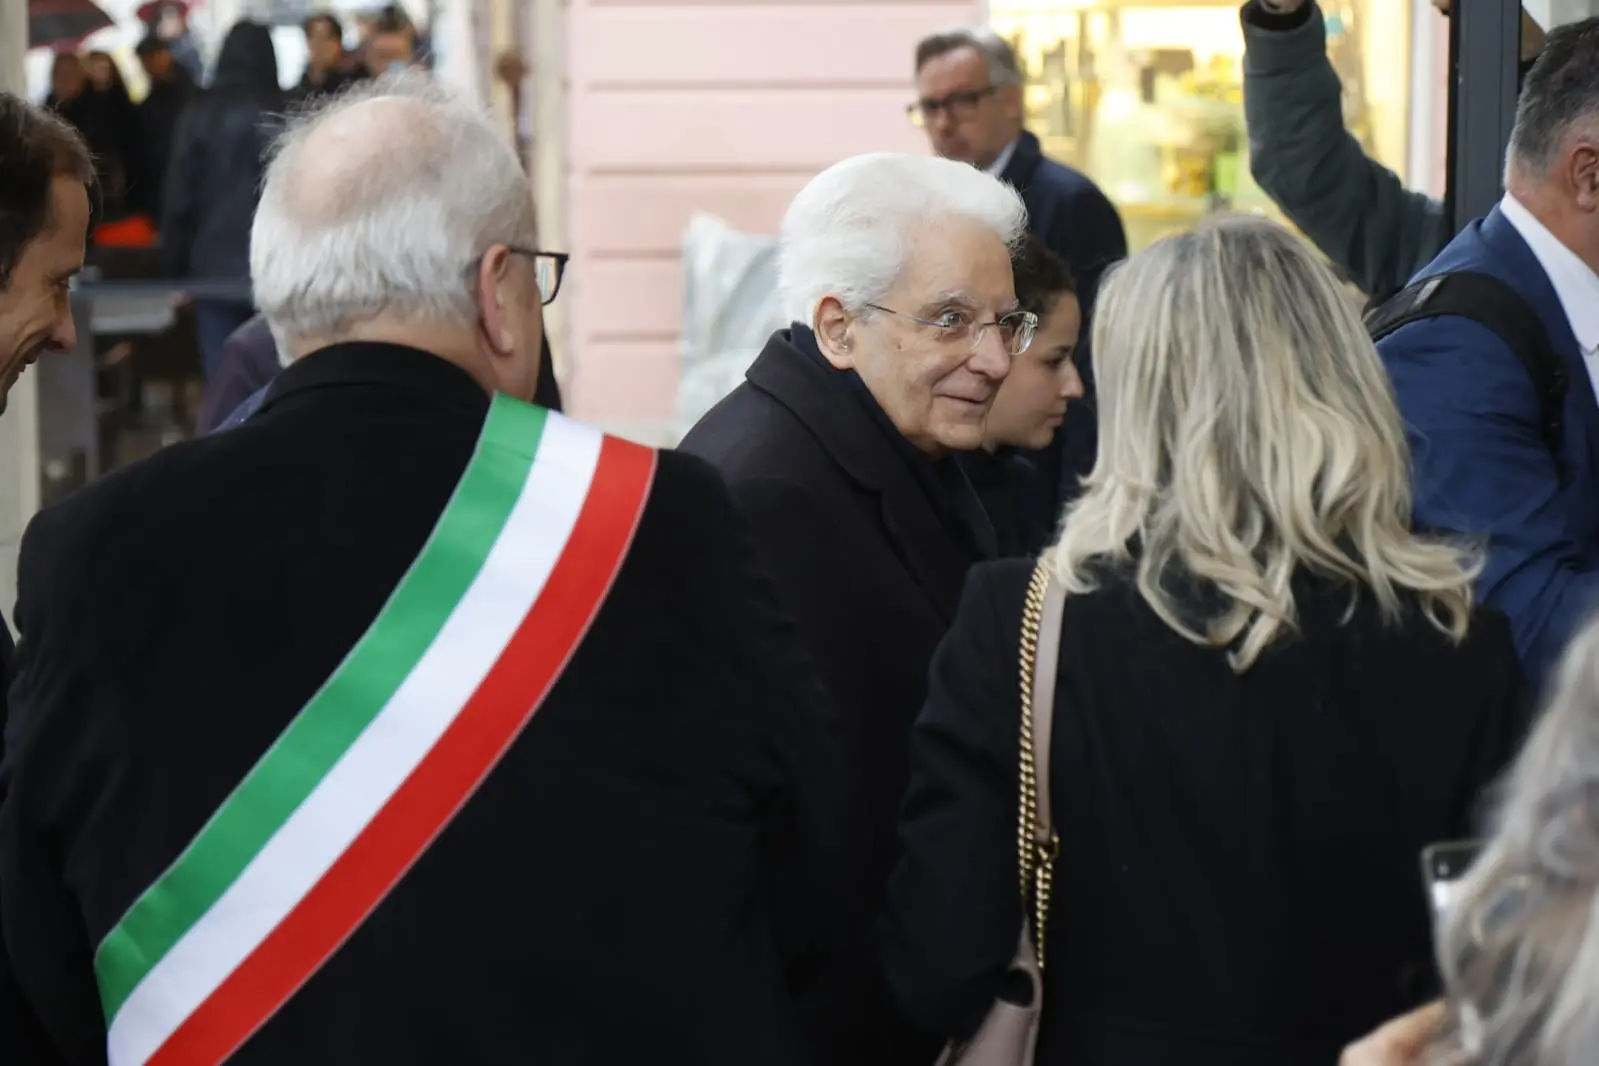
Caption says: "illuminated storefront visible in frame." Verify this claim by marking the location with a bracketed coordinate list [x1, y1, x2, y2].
[988, 0, 1415, 251]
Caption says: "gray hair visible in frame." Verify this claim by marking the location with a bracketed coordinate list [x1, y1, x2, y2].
[249, 72, 539, 351]
[913, 26, 1021, 88]
[1047, 215, 1479, 672]
[777, 152, 1028, 327]
[1433, 618, 1599, 1066]
[1506, 17, 1599, 179]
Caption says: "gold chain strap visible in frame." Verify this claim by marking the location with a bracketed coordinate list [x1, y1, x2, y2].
[1016, 562, 1060, 970]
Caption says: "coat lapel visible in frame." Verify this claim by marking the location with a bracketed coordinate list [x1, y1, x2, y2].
[1478, 208, 1599, 477]
[746, 332, 970, 623]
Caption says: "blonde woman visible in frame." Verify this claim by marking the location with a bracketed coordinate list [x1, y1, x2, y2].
[880, 216, 1528, 1066]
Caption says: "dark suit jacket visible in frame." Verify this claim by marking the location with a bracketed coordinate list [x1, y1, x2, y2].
[1378, 205, 1599, 683]
[0, 343, 847, 1065]
[999, 130, 1128, 522]
[197, 317, 566, 435]
[883, 560, 1527, 1065]
[678, 330, 975, 1066]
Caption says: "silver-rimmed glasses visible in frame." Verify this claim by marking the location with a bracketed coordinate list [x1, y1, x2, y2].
[864, 303, 1038, 355]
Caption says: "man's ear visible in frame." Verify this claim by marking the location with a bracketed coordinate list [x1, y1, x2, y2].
[814, 296, 856, 370]
[477, 244, 516, 354]
[1570, 142, 1599, 214]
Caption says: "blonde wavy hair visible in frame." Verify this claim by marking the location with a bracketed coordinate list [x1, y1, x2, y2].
[1432, 620, 1599, 1066]
[1046, 215, 1480, 671]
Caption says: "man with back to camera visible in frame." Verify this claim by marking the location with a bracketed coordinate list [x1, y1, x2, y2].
[0, 90, 94, 1059]
[0, 76, 847, 1065]
[1378, 19, 1599, 684]
[912, 27, 1126, 514]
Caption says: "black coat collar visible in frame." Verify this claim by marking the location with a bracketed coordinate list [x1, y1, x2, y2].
[998, 129, 1046, 193]
[258, 342, 493, 421]
[744, 328, 976, 622]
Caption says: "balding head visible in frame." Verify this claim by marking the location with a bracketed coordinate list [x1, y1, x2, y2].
[251, 73, 540, 361]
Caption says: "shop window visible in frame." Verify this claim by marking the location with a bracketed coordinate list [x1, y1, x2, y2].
[989, 0, 1413, 251]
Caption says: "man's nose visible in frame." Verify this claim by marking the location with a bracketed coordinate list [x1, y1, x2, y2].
[968, 328, 1011, 380]
[928, 106, 957, 136]
[48, 305, 77, 356]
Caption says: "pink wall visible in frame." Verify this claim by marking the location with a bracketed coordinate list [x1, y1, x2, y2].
[564, 0, 982, 430]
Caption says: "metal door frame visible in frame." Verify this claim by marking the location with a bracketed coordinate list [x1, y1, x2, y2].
[1448, 0, 1523, 231]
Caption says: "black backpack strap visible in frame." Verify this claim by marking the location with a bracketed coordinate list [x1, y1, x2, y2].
[1366, 271, 1569, 481]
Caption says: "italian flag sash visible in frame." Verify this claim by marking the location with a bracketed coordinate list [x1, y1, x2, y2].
[92, 396, 656, 1066]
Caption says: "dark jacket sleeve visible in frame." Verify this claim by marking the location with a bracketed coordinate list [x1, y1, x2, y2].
[697, 464, 854, 990]
[1383, 316, 1599, 683]
[1449, 611, 1532, 836]
[1241, 0, 1451, 299]
[0, 512, 102, 1064]
[879, 561, 1029, 1041]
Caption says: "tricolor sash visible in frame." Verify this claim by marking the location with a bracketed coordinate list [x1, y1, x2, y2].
[93, 396, 656, 1066]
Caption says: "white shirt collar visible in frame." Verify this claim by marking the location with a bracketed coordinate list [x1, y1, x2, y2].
[1499, 192, 1599, 357]
[984, 137, 1021, 179]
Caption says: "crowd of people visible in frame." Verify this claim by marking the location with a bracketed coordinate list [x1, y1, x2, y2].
[2, 6, 1599, 1066]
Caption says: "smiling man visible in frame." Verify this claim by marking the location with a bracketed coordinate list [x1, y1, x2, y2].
[681, 152, 1030, 1066]
[0, 95, 93, 415]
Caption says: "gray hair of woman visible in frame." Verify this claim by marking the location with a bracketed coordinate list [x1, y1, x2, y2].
[1046, 214, 1479, 672]
[1432, 620, 1599, 1066]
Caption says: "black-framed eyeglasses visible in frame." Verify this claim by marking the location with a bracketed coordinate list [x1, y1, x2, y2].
[505, 247, 569, 306]
[906, 85, 997, 127]
[865, 302, 1037, 355]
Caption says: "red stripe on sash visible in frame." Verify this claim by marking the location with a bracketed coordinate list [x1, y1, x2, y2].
[148, 436, 657, 1065]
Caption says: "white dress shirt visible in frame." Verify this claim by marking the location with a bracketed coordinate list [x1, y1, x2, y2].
[985, 137, 1020, 179]
[1499, 192, 1599, 401]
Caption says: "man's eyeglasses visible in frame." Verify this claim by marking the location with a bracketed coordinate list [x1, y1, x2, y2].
[504, 247, 570, 306]
[865, 303, 1037, 356]
[906, 86, 997, 127]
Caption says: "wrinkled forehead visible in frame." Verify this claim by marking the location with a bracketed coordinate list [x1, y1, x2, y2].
[884, 220, 1018, 314]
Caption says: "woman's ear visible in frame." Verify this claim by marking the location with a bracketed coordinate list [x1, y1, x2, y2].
[814, 296, 856, 370]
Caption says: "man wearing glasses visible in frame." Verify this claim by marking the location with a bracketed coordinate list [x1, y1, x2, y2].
[2, 76, 849, 1065]
[682, 152, 1033, 1066]
[913, 27, 1126, 520]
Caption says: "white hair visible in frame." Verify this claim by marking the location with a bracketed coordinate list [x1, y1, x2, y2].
[777, 152, 1028, 326]
[249, 72, 538, 350]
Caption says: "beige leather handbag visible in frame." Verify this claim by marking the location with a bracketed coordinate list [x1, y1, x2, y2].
[936, 560, 1064, 1066]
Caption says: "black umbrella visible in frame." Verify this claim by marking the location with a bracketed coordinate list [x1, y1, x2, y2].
[29, 0, 114, 49]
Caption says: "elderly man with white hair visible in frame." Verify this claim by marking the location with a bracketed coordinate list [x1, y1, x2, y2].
[0, 76, 847, 1066]
[680, 151, 1033, 1066]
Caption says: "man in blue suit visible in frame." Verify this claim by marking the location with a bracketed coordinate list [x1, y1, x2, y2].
[913, 27, 1126, 534]
[1379, 18, 1599, 682]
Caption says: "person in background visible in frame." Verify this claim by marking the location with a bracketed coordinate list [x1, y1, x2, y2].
[163, 21, 283, 378]
[1242, 0, 1546, 302]
[1378, 19, 1599, 684]
[133, 35, 194, 219]
[959, 232, 1082, 557]
[46, 53, 130, 225]
[681, 152, 1031, 1066]
[0, 91, 94, 1058]
[0, 74, 846, 1066]
[881, 215, 1527, 1066]
[364, 7, 418, 76]
[912, 27, 1125, 518]
[149, 0, 204, 84]
[295, 13, 365, 103]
